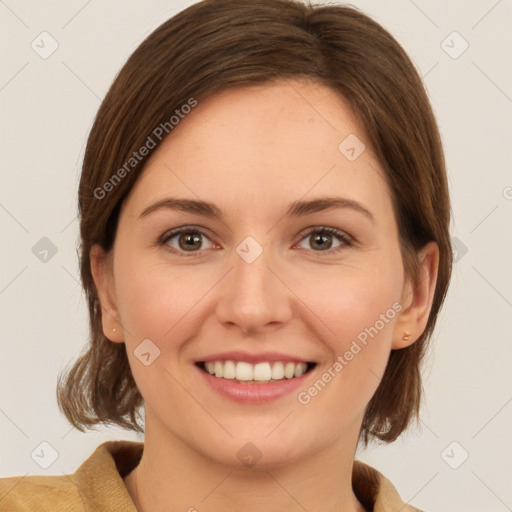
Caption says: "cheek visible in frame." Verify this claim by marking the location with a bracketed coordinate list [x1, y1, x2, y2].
[297, 257, 403, 349]
[112, 255, 208, 408]
[292, 260, 403, 410]
[331, 277, 400, 350]
[114, 254, 203, 340]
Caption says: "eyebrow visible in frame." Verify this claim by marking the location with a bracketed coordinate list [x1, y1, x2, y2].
[139, 196, 374, 223]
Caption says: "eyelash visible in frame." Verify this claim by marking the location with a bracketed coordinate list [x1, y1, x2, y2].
[159, 225, 353, 257]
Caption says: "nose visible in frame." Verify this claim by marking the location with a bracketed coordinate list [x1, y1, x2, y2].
[215, 241, 294, 335]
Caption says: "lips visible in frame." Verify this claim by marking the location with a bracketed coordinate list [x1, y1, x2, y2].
[194, 350, 318, 402]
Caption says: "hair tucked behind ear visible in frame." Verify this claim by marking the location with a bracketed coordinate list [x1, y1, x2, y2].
[57, 0, 452, 443]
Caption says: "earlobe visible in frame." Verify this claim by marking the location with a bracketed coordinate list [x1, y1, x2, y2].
[90, 244, 124, 343]
[392, 241, 439, 349]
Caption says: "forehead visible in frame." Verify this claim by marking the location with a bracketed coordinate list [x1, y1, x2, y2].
[121, 79, 393, 222]
[159, 79, 368, 163]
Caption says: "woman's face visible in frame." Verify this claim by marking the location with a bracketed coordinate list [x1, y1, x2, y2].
[95, 80, 421, 467]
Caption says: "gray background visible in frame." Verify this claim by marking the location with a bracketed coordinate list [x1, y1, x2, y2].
[1, 1, 511, 511]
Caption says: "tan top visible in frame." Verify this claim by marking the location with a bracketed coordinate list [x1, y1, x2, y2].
[0, 440, 423, 511]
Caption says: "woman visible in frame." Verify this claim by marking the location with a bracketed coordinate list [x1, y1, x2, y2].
[0, 0, 451, 510]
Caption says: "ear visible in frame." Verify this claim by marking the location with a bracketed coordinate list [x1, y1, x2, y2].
[90, 244, 124, 343]
[392, 241, 439, 349]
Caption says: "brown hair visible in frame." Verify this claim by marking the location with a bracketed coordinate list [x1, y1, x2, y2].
[56, 0, 452, 445]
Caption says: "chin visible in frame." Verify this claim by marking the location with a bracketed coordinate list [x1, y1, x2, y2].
[192, 425, 318, 470]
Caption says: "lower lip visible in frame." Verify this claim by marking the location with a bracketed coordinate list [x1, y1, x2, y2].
[196, 365, 314, 404]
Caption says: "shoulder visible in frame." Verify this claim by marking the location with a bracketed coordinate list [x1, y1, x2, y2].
[0, 474, 85, 511]
[0, 440, 143, 512]
[353, 460, 425, 512]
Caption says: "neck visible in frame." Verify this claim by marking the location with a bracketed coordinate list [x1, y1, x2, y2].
[124, 410, 367, 512]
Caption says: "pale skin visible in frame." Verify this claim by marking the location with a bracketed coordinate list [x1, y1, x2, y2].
[90, 79, 439, 512]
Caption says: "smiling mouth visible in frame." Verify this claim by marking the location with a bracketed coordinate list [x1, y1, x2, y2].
[196, 360, 317, 384]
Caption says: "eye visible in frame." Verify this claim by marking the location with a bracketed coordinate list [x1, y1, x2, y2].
[161, 227, 215, 255]
[160, 225, 352, 257]
[295, 226, 352, 254]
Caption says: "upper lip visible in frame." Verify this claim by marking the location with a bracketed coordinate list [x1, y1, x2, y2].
[196, 351, 316, 364]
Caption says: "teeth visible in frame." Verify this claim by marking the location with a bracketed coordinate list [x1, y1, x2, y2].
[294, 362, 307, 377]
[223, 360, 236, 379]
[201, 360, 311, 382]
[236, 361, 253, 381]
[284, 362, 295, 379]
[271, 361, 285, 380]
[253, 362, 272, 381]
